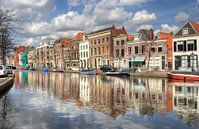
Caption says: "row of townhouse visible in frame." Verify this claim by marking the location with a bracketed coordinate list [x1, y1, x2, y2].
[14, 21, 199, 72]
[80, 25, 173, 71]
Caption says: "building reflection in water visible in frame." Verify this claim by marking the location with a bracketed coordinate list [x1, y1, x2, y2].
[14, 71, 199, 128]
[170, 81, 199, 128]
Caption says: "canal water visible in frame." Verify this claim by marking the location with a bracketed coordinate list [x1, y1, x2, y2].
[0, 71, 198, 129]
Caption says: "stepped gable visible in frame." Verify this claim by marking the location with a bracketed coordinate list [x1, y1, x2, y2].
[73, 32, 84, 41]
[111, 25, 127, 37]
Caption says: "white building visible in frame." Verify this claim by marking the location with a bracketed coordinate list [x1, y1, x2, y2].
[79, 35, 89, 69]
[173, 21, 199, 71]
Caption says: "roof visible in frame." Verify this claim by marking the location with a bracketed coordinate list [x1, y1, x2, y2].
[138, 29, 154, 40]
[190, 21, 199, 33]
[127, 34, 134, 41]
[175, 21, 199, 36]
[88, 26, 114, 35]
[111, 26, 127, 37]
[73, 32, 84, 41]
[60, 38, 73, 47]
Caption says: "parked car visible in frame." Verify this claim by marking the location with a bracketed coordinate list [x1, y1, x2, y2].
[6, 66, 13, 74]
[100, 65, 114, 72]
[0, 65, 8, 77]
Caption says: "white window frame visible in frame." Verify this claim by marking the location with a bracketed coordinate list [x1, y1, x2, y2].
[182, 28, 189, 35]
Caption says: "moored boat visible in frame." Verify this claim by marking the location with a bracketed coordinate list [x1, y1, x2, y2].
[106, 71, 130, 77]
[167, 71, 199, 81]
[80, 69, 96, 75]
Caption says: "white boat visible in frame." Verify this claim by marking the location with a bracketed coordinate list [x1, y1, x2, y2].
[71, 67, 79, 71]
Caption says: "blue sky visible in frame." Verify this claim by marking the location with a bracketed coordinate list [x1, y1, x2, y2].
[0, 0, 199, 46]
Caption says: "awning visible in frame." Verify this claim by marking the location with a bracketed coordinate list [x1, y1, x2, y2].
[129, 57, 146, 62]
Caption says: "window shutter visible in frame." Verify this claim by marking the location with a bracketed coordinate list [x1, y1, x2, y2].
[194, 40, 197, 50]
[174, 42, 176, 52]
[183, 41, 186, 51]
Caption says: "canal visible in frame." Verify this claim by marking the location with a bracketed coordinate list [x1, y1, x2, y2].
[0, 71, 198, 129]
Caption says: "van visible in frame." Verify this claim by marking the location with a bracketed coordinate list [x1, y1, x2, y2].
[0, 65, 8, 77]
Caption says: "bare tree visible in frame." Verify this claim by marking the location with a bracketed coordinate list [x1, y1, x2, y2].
[0, 9, 15, 65]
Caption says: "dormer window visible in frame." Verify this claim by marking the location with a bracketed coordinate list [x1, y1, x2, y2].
[182, 28, 189, 35]
[134, 34, 139, 41]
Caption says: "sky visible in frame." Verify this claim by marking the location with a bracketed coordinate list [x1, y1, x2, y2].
[0, 0, 199, 46]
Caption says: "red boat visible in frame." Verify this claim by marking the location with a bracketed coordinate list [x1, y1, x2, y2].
[167, 71, 199, 81]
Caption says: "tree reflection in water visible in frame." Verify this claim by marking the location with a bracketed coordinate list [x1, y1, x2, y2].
[0, 96, 14, 129]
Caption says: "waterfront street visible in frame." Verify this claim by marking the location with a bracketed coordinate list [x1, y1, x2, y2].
[0, 70, 198, 129]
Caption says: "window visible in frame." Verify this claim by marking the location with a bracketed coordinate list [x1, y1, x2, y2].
[121, 49, 125, 57]
[116, 49, 120, 57]
[162, 56, 165, 70]
[106, 46, 109, 54]
[106, 37, 109, 42]
[121, 40, 125, 45]
[94, 40, 96, 44]
[151, 47, 156, 53]
[187, 40, 196, 51]
[128, 47, 132, 54]
[98, 47, 101, 55]
[102, 46, 104, 55]
[94, 48, 97, 55]
[98, 39, 100, 44]
[135, 46, 138, 54]
[182, 28, 189, 35]
[158, 47, 162, 52]
[181, 56, 189, 68]
[177, 41, 184, 51]
[116, 41, 119, 45]
[102, 38, 104, 43]
[141, 46, 145, 54]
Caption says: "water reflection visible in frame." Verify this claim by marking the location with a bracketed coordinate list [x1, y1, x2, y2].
[170, 81, 199, 128]
[1, 71, 199, 129]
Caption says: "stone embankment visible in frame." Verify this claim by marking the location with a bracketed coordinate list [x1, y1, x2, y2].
[0, 77, 14, 94]
[130, 71, 168, 78]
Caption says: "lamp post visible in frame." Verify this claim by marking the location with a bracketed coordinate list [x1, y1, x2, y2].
[190, 52, 196, 72]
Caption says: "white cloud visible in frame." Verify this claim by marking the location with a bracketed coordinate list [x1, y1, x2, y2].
[52, 11, 94, 31]
[125, 10, 156, 31]
[131, 10, 156, 25]
[175, 12, 189, 22]
[160, 24, 179, 33]
[97, 0, 148, 9]
[137, 24, 153, 31]
[0, 0, 55, 22]
[1, 0, 154, 46]
[119, 0, 148, 6]
[93, 7, 132, 25]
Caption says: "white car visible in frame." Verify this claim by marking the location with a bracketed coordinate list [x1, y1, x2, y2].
[0, 65, 8, 77]
[6, 66, 13, 74]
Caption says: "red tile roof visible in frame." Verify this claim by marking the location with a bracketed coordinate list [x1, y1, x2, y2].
[60, 38, 73, 47]
[111, 26, 127, 37]
[73, 32, 84, 41]
[190, 21, 199, 33]
[127, 34, 133, 41]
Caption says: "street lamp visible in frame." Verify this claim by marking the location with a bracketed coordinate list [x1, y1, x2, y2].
[190, 52, 196, 72]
